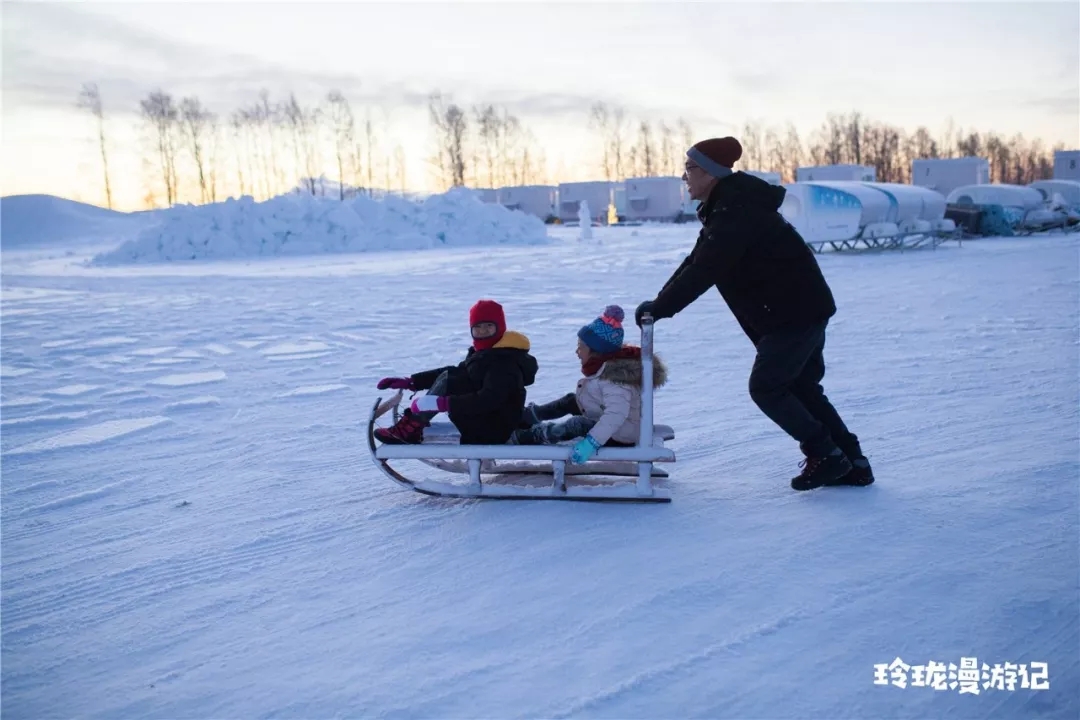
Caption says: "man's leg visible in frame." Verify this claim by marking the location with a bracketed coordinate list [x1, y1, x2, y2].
[790, 333, 874, 486]
[748, 322, 851, 489]
[790, 330, 861, 457]
[749, 323, 836, 456]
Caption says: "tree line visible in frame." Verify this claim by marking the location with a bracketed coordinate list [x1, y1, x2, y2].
[733, 113, 1060, 185]
[79, 83, 415, 208]
[78, 83, 1064, 210]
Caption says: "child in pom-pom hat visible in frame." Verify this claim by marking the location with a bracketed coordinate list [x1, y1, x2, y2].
[511, 304, 668, 463]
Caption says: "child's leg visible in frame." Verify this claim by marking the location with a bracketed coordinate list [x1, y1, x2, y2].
[413, 371, 450, 423]
[521, 392, 580, 427]
[515, 415, 595, 445]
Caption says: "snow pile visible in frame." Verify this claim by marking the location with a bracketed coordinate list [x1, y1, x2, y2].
[1, 195, 158, 249]
[92, 188, 549, 264]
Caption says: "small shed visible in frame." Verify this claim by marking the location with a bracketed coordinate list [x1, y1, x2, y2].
[912, 157, 989, 198]
[557, 181, 613, 224]
[622, 176, 687, 222]
[498, 185, 556, 221]
[796, 164, 876, 182]
[1054, 150, 1080, 181]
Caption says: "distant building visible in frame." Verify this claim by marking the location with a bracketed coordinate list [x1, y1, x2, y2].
[1054, 150, 1080, 181]
[796, 164, 876, 182]
[557, 181, 613, 223]
[912, 157, 989, 198]
[497, 185, 557, 221]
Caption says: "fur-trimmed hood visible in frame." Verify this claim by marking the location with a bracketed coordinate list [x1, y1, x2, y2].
[598, 353, 668, 389]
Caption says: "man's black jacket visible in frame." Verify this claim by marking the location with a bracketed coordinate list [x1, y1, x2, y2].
[650, 172, 836, 344]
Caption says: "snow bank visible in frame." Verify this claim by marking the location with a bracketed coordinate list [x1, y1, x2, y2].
[1, 195, 158, 249]
[92, 188, 549, 264]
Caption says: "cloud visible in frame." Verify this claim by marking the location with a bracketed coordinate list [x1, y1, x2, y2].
[1027, 95, 1080, 117]
[2, 2, 728, 134]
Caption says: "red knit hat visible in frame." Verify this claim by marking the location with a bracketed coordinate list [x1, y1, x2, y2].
[469, 299, 506, 350]
[688, 137, 743, 176]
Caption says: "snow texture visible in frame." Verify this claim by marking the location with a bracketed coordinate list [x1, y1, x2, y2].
[91, 187, 549, 264]
[1, 211, 1077, 718]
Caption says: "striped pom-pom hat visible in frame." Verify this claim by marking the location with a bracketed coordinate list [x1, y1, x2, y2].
[578, 305, 625, 354]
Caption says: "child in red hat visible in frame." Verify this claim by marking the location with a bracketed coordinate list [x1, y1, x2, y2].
[374, 300, 538, 445]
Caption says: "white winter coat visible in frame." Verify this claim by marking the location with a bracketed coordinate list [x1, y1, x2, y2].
[574, 353, 668, 446]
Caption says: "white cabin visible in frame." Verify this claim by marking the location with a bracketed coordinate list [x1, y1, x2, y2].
[946, 184, 1044, 211]
[557, 181, 613, 224]
[796, 164, 876, 182]
[498, 185, 556, 221]
[861, 182, 947, 224]
[622, 176, 688, 222]
[912, 157, 990, 198]
[1029, 179, 1080, 209]
[1054, 150, 1080, 181]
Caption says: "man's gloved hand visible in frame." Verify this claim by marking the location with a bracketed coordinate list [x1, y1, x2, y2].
[377, 376, 414, 390]
[410, 395, 450, 414]
[570, 434, 601, 464]
[635, 300, 657, 327]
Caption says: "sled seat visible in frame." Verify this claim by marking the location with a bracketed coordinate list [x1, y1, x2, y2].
[375, 441, 674, 463]
[419, 421, 675, 446]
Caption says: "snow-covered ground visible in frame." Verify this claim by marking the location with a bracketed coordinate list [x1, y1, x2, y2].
[2, 216, 1077, 718]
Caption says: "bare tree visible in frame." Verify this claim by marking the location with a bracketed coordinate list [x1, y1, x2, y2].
[741, 120, 766, 170]
[180, 96, 215, 203]
[677, 117, 694, 152]
[589, 102, 613, 181]
[362, 110, 378, 193]
[765, 127, 785, 176]
[282, 94, 321, 194]
[77, 83, 113, 209]
[393, 143, 407, 193]
[497, 108, 521, 186]
[325, 91, 357, 199]
[610, 106, 629, 179]
[206, 114, 221, 203]
[782, 123, 803, 183]
[474, 104, 499, 187]
[637, 120, 657, 176]
[659, 122, 676, 176]
[140, 90, 180, 206]
[428, 92, 468, 189]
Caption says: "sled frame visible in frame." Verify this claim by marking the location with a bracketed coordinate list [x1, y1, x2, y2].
[367, 315, 673, 502]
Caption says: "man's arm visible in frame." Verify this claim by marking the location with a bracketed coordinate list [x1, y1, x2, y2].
[650, 214, 752, 319]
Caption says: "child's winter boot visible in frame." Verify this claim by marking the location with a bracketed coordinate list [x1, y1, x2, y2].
[374, 408, 429, 445]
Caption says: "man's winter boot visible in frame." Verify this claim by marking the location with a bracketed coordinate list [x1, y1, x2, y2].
[791, 449, 853, 491]
[374, 408, 428, 445]
[826, 456, 875, 487]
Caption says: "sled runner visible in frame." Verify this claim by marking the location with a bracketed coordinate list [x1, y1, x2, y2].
[367, 315, 675, 502]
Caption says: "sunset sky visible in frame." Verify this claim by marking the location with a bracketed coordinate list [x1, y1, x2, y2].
[3, 0, 1078, 211]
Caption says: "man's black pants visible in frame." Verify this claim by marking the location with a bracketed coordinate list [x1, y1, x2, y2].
[748, 320, 861, 459]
